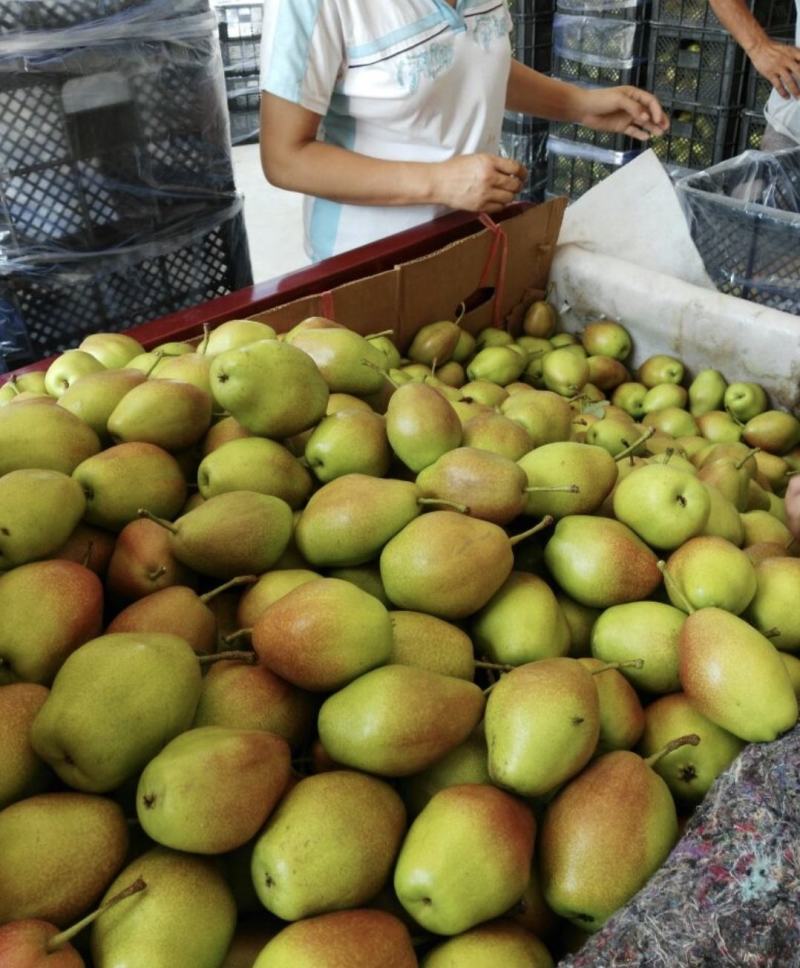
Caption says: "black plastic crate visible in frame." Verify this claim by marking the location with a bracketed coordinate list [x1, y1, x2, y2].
[649, 101, 738, 168]
[546, 136, 642, 199]
[227, 76, 260, 147]
[677, 148, 800, 314]
[553, 14, 648, 85]
[511, 12, 555, 72]
[0, 0, 209, 32]
[0, 205, 252, 364]
[549, 118, 641, 152]
[556, 0, 650, 20]
[508, 0, 556, 17]
[651, 0, 795, 32]
[744, 63, 782, 110]
[737, 109, 767, 152]
[217, 2, 263, 77]
[647, 24, 747, 106]
[501, 114, 549, 202]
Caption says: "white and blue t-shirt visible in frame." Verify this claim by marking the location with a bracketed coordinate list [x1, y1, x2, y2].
[260, 1, 514, 262]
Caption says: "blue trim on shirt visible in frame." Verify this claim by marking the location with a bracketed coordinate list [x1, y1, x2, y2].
[265, 0, 323, 103]
[309, 99, 357, 263]
[431, 0, 467, 31]
[347, 11, 444, 59]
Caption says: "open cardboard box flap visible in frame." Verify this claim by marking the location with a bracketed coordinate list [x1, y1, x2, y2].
[250, 200, 567, 348]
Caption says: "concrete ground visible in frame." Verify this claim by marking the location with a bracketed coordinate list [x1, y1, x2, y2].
[231, 142, 310, 285]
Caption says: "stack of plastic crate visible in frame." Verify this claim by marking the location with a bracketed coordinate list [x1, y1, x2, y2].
[737, 3, 797, 152]
[0, 0, 252, 369]
[215, 0, 262, 146]
[545, 0, 650, 200]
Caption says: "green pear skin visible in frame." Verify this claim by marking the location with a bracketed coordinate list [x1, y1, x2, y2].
[289, 327, 388, 395]
[0, 792, 128, 925]
[664, 536, 756, 614]
[108, 379, 213, 451]
[0, 398, 100, 476]
[745, 557, 800, 652]
[613, 464, 711, 550]
[679, 607, 798, 742]
[31, 633, 202, 792]
[422, 920, 554, 968]
[91, 847, 236, 968]
[57, 368, 146, 439]
[0, 683, 50, 808]
[518, 441, 617, 518]
[400, 729, 490, 816]
[251, 770, 406, 920]
[198, 437, 312, 509]
[318, 665, 484, 776]
[136, 726, 291, 854]
[305, 409, 391, 482]
[486, 658, 600, 797]
[386, 382, 462, 473]
[394, 784, 535, 935]
[389, 610, 475, 680]
[0, 469, 86, 568]
[577, 658, 645, 753]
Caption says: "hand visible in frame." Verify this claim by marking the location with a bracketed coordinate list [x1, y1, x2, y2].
[577, 86, 670, 141]
[433, 154, 527, 213]
[748, 38, 800, 98]
[786, 474, 800, 541]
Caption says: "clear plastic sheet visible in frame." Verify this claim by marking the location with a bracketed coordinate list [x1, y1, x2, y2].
[676, 148, 800, 316]
[553, 13, 645, 64]
[0, 0, 250, 368]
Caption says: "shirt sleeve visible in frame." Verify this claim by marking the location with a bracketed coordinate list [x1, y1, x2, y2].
[260, 0, 345, 116]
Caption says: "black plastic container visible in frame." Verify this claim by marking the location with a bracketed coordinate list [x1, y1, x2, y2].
[649, 100, 738, 169]
[546, 136, 642, 199]
[217, 1, 262, 77]
[647, 24, 747, 106]
[511, 11, 555, 73]
[737, 109, 768, 153]
[552, 13, 648, 86]
[650, 0, 794, 33]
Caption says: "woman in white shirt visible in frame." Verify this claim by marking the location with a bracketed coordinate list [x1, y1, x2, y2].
[260, 0, 668, 262]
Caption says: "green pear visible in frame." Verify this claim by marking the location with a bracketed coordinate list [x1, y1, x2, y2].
[91, 847, 236, 968]
[328, 564, 391, 605]
[466, 346, 526, 386]
[697, 456, 751, 510]
[664, 536, 756, 613]
[57, 369, 146, 440]
[523, 300, 558, 338]
[0, 683, 50, 808]
[221, 924, 280, 968]
[285, 315, 343, 338]
[305, 409, 391, 481]
[206, 319, 277, 353]
[251, 770, 406, 920]
[550, 332, 580, 347]
[745, 557, 800, 652]
[518, 441, 616, 518]
[125, 349, 185, 376]
[386, 382, 462, 472]
[640, 693, 745, 802]
[642, 383, 688, 413]
[539, 746, 683, 932]
[646, 449, 698, 476]
[452, 328, 477, 363]
[755, 450, 789, 492]
[741, 509, 793, 547]
[743, 409, 800, 454]
[584, 416, 644, 458]
[0, 469, 86, 569]
[472, 571, 570, 665]
[576, 658, 644, 753]
[0, 400, 100, 476]
[501, 389, 573, 447]
[289, 327, 388, 395]
[154, 352, 215, 393]
[252, 910, 417, 968]
[513, 865, 559, 941]
[317, 665, 484, 776]
[422, 920, 554, 968]
[462, 411, 534, 461]
[637, 354, 684, 388]
[0, 560, 102, 685]
[700, 482, 745, 545]
[559, 594, 601, 657]
[381, 511, 547, 619]
[193, 659, 314, 749]
[394, 784, 534, 935]
[642, 407, 699, 438]
[591, 601, 685, 693]
[400, 362, 432, 382]
[73, 442, 186, 531]
[476, 328, 514, 349]
[0, 792, 128, 925]
[724, 381, 768, 422]
[46, 522, 120, 578]
[611, 381, 647, 419]
[451, 399, 493, 427]
[79, 332, 143, 369]
[679, 607, 798, 741]
[106, 517, 195, 600]
[613, 463, 710, 550]
[143, 491, 293, 579]
[325, 391, 375, 414]
[237, 569, 320, 625]
[251, 577, 392, 691]
[31, 633, 202, 792]
[389, 610, 476, 679]
[198, 437, 312, 508]
[781, 653, 800, 697]
[44, 350, 106, 397]
[544, 516, 661, 608]
[461, 379, 509, 407]
[400, 729, 490, 816]
[108, 379, 212, 451]
[136, 726, 290, 853]
[581, 320, 631, 360]
[210, 339, 329, 437]
[586, 355, 628, 392]
[688, 369, 727, 417]
[369, 334, 403, 370]
[745, 540, 790, 566]
[697, 410, 743, 443]
[542, 347, 589, 397]
[486, 658, 600, 796]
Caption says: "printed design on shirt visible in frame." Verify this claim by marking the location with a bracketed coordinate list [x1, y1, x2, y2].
[395, 41, 455, 94]
[469, 9, 513, 50]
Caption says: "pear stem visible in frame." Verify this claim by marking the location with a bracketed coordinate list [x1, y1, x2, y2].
[199, 575, 258, 604]
[223, 628, 253, 645]
[147, 565, 167, 582]
[657, 560, 695, 614]
[144, 351, 166, 379]
[590, 659, 644, 675]
[454, 301, 466, 327]
[198, 322, 211, 356]
[81, 540, 95, 570]
[198, 650, 257, 666]
[416, 497, 469, 513]
[614, 425, 656, 462]
[735, 447, 760, 470]
[46, 879, 147, 952]
[508, 515, 554, 547]
[644, 733, 701, 769]
[524, 484, 580, 494]
[137, 509, 178, 535]
[474, 660, 514, 671]
[362, 358, 397, 387]
[482, 682, 498, 696]
[763, 627, 781, 639]
[365, 329, 395, 340]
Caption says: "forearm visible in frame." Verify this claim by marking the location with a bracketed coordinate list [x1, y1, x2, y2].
[707, 0, 769, 53]
[505, 59, 583, 122]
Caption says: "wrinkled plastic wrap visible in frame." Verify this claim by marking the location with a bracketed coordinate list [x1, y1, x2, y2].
[0, 0, 252, 368]
[676, 148, 800, 317]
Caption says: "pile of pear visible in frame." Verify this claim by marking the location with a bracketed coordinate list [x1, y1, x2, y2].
[0, 300, 799, 968]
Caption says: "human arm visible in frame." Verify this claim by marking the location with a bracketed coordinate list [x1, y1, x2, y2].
[708, 0, 800, 97]
[506, 59, 669, 140]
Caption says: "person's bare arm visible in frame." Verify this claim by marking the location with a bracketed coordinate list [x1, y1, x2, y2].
[708, 0, 800, 97]
[259, 94, 526, 213]
[506, 60, 669, 139]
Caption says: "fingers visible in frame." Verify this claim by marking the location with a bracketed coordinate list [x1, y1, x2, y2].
[780, 67, 800, 98]
[623, 124, 654, 142]
[772, 73, 791, 98]
[494, 155, 528, 179]
[620, 86, 669, 130]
